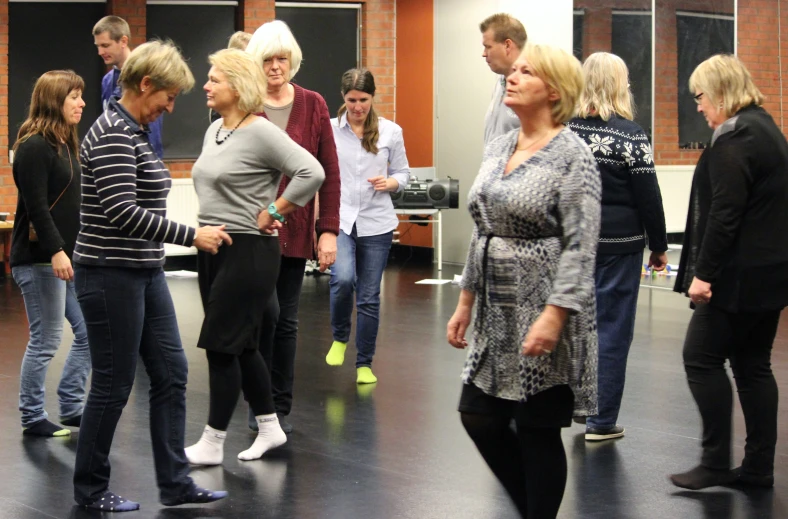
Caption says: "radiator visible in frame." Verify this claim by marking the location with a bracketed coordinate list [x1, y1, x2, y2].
[164, 178, 199, 256]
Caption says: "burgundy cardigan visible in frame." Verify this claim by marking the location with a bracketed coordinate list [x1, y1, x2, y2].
[263, 84, 341, 259]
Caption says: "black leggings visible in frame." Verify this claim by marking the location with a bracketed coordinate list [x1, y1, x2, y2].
[682, 303, 780, 475]
[207, 349, 275, 431]
[461, 413, 566, 519]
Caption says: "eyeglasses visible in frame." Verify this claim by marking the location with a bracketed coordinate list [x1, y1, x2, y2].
[693, 93, 704, 104]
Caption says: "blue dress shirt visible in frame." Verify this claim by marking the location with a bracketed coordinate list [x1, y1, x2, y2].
[331, 114, 410, 237]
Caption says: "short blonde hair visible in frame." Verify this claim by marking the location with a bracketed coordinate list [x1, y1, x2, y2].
[120, 40, 195, 95]
[689, 54, 764, 118]
[521, 44, 584, 124]
[246, 20, 303, 81]
[577, 52, 633, 121]
[227, 31, 252, 51]
[209, 49, 267, 113]
[480, 13, 527, 49]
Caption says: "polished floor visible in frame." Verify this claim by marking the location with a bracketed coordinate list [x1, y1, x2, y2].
[0, 257, 785, 519]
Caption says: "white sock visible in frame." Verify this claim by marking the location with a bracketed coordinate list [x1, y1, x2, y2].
[185, 425, 226, 466]
[238, 414, 287, 461]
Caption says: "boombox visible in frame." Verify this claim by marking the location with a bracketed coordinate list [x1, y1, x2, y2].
[391, 178, 459, 209]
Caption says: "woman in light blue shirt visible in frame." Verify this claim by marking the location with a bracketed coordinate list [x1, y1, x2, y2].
[326, 68, 410, 384]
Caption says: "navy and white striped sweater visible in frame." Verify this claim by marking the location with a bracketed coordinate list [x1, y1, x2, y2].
[568, 115, 667, 255]
[74, 99, 195, 268]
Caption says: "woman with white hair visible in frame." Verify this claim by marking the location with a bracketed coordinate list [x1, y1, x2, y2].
[447, 44, 600, 519]
[184, 49, 324, 466]
[568, 52, 667, 442]
[670, 54, 788, 491]
[244, 20, 341, 433]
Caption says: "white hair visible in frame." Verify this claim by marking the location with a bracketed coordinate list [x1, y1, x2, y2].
[246, 20, 303, 81]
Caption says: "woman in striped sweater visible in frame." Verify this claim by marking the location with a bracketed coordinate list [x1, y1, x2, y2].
[72, 41, 229, 512]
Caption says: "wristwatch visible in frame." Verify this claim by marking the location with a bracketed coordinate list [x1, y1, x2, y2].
[268, 203, 285, 223]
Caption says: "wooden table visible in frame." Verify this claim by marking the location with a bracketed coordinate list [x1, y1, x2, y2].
[0, 221, 13, 277]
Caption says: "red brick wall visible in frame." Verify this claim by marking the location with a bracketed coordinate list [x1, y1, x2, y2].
[0, 1, 10, 214]
[577, 0, 788, 166]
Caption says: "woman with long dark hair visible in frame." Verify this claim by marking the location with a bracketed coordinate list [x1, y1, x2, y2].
[10, 70, 91, 437]
[325, 68, 410, 384]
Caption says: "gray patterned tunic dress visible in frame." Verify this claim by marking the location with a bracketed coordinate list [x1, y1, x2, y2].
[460, 128, 601, 417]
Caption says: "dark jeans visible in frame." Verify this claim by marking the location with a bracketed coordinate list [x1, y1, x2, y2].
[259, 256, 307, 416]
[682, 303, 780, 475]
[587, 252, 642, 429]
[330, 226, 393, 368]
[73, 266, 193, 504]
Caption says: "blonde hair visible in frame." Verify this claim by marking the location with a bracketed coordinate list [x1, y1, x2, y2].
[479, 13, 527, 49]
[577, 52, 634, 121]
[120, 40, 195, 95]
[209, 49, 267, 113]
[246, 21, 303, 81]
[689, 54, 764, 118]
[14, 70, 85, 155]
[227, 31, 252, 51]
[522, 44, 584, 124]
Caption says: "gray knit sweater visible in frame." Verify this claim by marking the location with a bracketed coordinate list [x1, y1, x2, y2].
[192, 117, 325, 234]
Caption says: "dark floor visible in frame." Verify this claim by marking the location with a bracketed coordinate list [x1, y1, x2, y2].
[0, 257, 786, 519]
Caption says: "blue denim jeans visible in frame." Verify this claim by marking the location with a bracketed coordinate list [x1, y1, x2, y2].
[73, 265, 194, 505]
[12, 264, 91, 428]
[587, 252, 642, 430]
[330, 226, 392, 368]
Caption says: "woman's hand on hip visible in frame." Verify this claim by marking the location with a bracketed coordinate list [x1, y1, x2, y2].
[522, 305, 568, 357]
[688, 277, 712, 305]
[257, 210, 283, 235]
[317, 232, 337, 272]
[194, 225, 233, 255]
[368, 176, 398, 192]
[51, 250, 74, 281]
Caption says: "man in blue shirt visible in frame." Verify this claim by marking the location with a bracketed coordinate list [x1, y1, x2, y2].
[92, 16, 165, 159]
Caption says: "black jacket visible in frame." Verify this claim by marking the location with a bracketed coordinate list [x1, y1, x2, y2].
[10, 135, 81, 267]
[675, 105, 788, 312]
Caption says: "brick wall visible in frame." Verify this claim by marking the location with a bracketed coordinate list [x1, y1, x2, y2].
[0, 1, 10, 214]
[577, 0, 788, 166]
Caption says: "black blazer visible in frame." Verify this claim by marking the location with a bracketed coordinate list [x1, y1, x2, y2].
[675, 105, 788, 312]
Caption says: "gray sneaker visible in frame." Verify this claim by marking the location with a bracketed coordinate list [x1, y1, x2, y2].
[585, 425, 625, 441]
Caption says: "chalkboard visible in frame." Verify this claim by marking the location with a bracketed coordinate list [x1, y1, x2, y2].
[676, 13, 734, 148]
[9, 2, 106, 146]
[147, 3, 236, 159]
[275, 5, 360, 115]
[573, 12, 584, 62]
[612, 12, 652, 141]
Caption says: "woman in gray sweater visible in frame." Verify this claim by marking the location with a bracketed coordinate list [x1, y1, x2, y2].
[185, 49, 324, 465]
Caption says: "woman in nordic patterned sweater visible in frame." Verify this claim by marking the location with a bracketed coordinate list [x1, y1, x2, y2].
[568, 52, 668, 442]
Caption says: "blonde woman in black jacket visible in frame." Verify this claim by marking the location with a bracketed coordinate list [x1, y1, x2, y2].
[671, 54, 788, 491]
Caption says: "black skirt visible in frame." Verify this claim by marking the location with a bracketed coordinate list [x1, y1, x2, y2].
[197, 233, 281, 355]
[458, 382, 574, 429]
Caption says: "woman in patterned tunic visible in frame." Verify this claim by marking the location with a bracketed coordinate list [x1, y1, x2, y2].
[447, 44, 600, 519]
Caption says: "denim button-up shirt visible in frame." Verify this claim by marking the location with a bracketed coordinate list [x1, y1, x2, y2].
[332, 114, 410, 237]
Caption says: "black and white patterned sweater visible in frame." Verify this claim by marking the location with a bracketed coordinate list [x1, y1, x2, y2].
[460, 128, 600, 416]
[568, 115, 667, 255]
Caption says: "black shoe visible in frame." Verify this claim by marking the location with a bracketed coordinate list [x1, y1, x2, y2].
[277, 413, 293, 434]
[670, 465, 737, 490]
[572, 416, 587, 425]
[733, 466, 774, 488]
[585, 424, 624, 441]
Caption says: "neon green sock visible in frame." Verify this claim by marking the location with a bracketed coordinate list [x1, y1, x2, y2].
[326, 341, 347, 366]
[356, 366, 378, 385]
